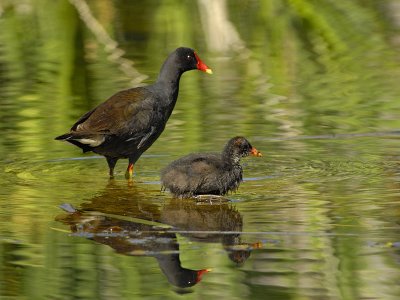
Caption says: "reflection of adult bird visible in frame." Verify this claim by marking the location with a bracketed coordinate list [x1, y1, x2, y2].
[55, 47, 212, 179]
[56, 204, 210, 288]
[56, 181, 259, 286]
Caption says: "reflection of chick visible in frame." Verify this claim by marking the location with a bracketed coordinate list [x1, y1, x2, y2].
[222, 234, 263, 265]
[160, 198, 243, 238]
[160, 199, 260, 265]
[56, 204, 210, 288]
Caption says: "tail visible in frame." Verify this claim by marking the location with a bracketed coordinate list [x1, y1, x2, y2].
[59, 203, 78, 213]
[54, 132, 94, 153]
[55, 133, 73, 141]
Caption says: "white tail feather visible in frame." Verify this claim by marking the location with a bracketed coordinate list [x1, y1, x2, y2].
[75, 137, 105, 147]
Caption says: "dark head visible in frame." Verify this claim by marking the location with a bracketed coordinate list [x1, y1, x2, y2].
[226, 242, 262, 266]
[189, 268, 211, 287]
[171, 47, 212, 74]
[157, 47, 212, 83]
[170, 268, 211, 288]
[223, 136, 262, 164]
[228, 249, 251, 265]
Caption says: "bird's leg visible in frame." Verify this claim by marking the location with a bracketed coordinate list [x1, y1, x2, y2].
[106, 156, 118, 178]
[125, 162, 134, 179]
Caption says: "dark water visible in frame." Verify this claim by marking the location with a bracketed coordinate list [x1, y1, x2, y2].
[2, 0, 400, 299]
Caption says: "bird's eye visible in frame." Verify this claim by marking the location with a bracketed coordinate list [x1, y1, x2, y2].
[187, 55, 192, 60]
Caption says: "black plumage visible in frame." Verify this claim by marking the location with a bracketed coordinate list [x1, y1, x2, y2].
[55, 47, 212, 178]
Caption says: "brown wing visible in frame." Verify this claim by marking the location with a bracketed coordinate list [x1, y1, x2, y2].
[71, 87, 152, 135]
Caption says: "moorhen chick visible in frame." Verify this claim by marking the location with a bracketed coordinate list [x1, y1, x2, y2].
[55, 47, 212, 179]
[161, 136, 262, 198]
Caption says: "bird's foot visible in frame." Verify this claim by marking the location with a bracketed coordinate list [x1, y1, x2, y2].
[194, 194, 230, 204]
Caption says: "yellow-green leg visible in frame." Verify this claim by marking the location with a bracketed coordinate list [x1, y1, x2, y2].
[125, 163, 134, 179]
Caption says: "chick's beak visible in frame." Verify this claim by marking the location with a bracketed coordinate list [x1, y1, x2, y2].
[250, 147, 262, 157]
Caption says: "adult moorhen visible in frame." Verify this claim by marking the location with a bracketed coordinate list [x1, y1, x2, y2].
[161, 136, 262, 198]
[55, 47, 212, 179]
